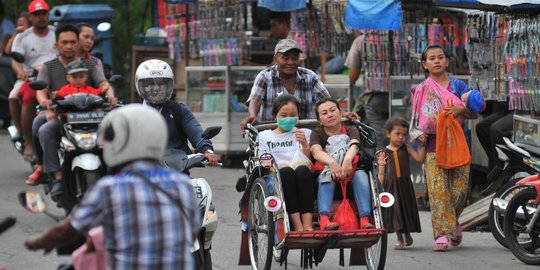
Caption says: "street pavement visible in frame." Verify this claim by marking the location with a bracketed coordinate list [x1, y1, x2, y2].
[0, 131, 537, 270]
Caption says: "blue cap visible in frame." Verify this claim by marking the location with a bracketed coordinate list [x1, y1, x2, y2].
[467, 90, 485, 113]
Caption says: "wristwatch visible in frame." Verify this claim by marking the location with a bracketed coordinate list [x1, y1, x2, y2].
[205, 149, 215, 154]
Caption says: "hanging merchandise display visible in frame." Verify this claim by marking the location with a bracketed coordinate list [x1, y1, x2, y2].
[467, 12, 540, 112]
[466, 12, 507, 102]
[289, 0, 353, 63]
[165, 0, 244, 66]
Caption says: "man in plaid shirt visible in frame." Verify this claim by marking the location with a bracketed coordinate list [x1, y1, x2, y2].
[25, 105, 199, 270]
[240, 39, 331, 129]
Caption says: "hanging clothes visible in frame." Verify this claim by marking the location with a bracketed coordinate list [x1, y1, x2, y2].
[345, 0, 402, 30]
[258, 0, 306, 12]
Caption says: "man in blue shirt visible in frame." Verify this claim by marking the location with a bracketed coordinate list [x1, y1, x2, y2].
[135, 59, 220, 167]
[25, 104, 199, 270]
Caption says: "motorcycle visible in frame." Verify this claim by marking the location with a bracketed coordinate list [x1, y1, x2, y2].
[486, 137, 540, 248]
[503, 174, 540, 265]
[160, 126, 221, 270]
[29, 80, 113, 214]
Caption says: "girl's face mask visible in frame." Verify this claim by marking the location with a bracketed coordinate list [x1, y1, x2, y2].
[277, 117, 298, 132]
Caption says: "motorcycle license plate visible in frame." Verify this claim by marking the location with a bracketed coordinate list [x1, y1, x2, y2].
[67, 111, 106, 123]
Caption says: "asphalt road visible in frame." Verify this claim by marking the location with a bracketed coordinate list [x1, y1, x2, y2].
[0, 131, 537, 270]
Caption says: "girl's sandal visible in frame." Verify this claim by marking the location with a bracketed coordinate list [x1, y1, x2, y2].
[451, 224, 463, 246]
[404, 234, 414, 247]
[394, 241, 406, 250]
[433, 236, 448, 252]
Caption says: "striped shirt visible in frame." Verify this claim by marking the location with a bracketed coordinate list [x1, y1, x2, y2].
[69, 161, 199, 270]
[38, 58, 105, 92]
[247, 65, 330, 121]
[11, 26, 57, 75]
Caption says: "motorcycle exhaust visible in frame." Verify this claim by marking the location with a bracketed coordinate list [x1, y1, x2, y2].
[493, 197, 537, 220]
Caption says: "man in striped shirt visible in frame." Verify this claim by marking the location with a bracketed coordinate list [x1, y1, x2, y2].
[240, 39, 330, 130]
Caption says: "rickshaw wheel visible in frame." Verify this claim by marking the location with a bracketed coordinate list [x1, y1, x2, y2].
[364, 231, 387, 270]
[247, 178, 274, 270]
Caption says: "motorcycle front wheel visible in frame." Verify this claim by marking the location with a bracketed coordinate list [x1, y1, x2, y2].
[504, 188, 540, 265]
[488, 178, 527, 248]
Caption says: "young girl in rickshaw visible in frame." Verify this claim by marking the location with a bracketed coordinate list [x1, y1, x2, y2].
[257, 94, 315, 232]
[378, 118, 426, 250]
[310, 98, 374, 230]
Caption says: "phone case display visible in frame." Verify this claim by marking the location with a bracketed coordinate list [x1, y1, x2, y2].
[289, 1, 352, 59]
[467, 13, 540, 111]
[514, 114, 540, 148]
[165, 1, 245, 65]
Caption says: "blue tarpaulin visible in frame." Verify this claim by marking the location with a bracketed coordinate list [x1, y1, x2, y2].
[345, 0, 402, 30]
[258, 0, 306, 12]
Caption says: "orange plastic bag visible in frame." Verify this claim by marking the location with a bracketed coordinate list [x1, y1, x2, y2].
[435, 112, 471, 169]
[332, 181, 359, 230]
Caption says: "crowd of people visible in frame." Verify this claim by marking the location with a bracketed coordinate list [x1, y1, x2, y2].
[0, 1, 513, 269]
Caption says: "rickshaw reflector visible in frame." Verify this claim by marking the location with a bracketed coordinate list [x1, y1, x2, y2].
[379, 192, 395, 208]
[264, 196, 281, 212]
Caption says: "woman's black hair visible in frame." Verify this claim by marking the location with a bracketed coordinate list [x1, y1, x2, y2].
[75, 22, 93, 32]
[271, 94, 300, 117]
[315, 97, 341, 120]
[382, 117, 409, 135]
[421, 44, 449, 62]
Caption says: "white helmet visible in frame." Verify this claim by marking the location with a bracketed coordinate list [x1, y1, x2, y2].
[98, 104, 168, 167]
[135, 59, 174, 105]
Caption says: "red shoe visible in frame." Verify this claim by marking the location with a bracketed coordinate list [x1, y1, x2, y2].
[25, 168, 43, 186]
[319, 215, 339, 231]
[360, 216, 374, 229]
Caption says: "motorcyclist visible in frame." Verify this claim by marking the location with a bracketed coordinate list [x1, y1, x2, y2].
[29, 24, 115, 197]
[25, 104, 200, 269]
[9, 0, 56, 162]
[75, 22, 104, 75]
[135, 59, 220, 168]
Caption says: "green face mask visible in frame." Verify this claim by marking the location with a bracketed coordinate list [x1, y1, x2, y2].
[277, 117, 298, 132]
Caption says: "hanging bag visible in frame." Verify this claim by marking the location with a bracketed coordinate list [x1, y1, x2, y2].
[435, 111, 471, 169]
[332, 181, 359, 230]
[290, 141, 313, 170]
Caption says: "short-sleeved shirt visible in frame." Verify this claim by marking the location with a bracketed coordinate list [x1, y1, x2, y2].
[247, 65, 330, 121]
[310, 125, 360, 149]
[344, 35, 364, 72]
[258, 127, 312, 165]
[56, 84, 102, 98]
[69, 161, 198, 270]
[11, 26, 57, 75]
[38, 58, 106, 92]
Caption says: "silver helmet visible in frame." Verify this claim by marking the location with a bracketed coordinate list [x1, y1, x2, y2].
[135, 59, 174, 105]
[98, 104, 167, 167]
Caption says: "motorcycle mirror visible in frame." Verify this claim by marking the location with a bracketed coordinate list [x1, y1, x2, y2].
[109, 74, 125, 87]
[18, 191, 47, 214]
[202, 126, 221, 140]
[10, 52, 24, 63]
[29, 80, 48, 90]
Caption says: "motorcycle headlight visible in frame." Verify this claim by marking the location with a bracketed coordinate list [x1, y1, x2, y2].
[68, 131, 97, 150]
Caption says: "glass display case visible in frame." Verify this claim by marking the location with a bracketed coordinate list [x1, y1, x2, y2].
[185, 66, 264, 158]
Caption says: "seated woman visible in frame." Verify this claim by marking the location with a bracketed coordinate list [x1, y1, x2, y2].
[310, 98, 374, 230]
[257, 94, 315, 232]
